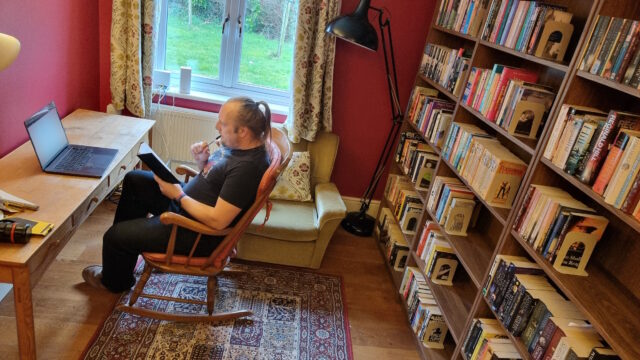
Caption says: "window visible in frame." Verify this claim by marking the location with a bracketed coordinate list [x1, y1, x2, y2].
[155, 0, 299, 106]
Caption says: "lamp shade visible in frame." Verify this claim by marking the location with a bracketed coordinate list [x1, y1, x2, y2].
[0, 33, 20, 71]
[325, 0, 378, 51]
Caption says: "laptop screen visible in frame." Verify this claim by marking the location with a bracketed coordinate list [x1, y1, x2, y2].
[25, 103, 69, 169]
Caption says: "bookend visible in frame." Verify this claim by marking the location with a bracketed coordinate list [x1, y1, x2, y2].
[430, 257, 458, 286]
[535, 21, 574, 62]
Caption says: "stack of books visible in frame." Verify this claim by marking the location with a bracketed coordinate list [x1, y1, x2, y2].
[513, 185, 609, 275]
[377, 207, 409, 272]
[483, 256, 617, 359]
[544, 105, 640, 221]
[383, 175, 424, 235]
[462, 318, 519, 360]
[395, 130, 440, 191]
[462, 64, 556, 140]
[407, 86, 455, 147]
[441, 123, 527, 209]
[420, 43, 472, 97]
[580, 16, 640, 89]
[435, 0, 491, 37]
[482, 1, 574, 62]
[400, 267, 449, 349]
[428, 176, 477, 235]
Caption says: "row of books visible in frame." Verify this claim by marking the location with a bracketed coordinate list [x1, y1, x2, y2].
[442, 122, 527, 209]
[419, 43, 472, 97]
[544, 105, 640, 220]
[435, 0, 490, 37]
[415, 220, 459, 286]
[513, 185, 609, 276]
[383, 175, 423, 235]
[462, 318, 521, 360]
[407, 87, 455, 147]
[483, 255, 618, 360]
[482, 1, 574, 62]
[400, 267, 449, 349]
[427, 176, 478, 236]
[395, 131, 439, 192]
[462, 64, 555, 140]
[580, 15, 640, 89]
[377, 207, 410, 272]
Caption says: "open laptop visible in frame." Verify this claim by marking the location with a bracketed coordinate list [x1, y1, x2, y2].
[24, 102, 118, 178]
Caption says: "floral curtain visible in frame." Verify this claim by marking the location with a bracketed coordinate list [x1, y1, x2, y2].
[110, 0, 156, 118]
[286, 0, 341, 142]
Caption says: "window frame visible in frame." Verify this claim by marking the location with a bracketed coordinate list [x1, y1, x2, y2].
[154, 0, 293, 106]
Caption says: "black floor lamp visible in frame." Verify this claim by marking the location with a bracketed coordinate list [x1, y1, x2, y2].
[326, 0, 403, 236]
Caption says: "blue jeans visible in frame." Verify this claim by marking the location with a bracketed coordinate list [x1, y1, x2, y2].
[101, 170, 221, 292]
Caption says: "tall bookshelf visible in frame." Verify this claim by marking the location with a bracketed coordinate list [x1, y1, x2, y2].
[373, 0, 640, 359]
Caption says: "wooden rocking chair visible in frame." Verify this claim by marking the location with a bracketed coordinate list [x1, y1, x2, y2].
[115, 128, 291, 322]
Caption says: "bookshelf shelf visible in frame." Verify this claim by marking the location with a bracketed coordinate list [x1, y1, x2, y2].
[392, 161, 430, 203]
[459, 103, 537, 156]
[510, 231, 640, 360]
[412, 251, 476, 344]
[407, 120, 443, 156]
[419, 74, 460, 102]
[478, 40, 570, 73]
[433, 25, 478, 42]
[382, 197, 417, 247]
[539, 157, 640, 233]
[376, 238, 405, 290]
[440, 157, 510, 225]
[425, 207, 492, 289]
[576, 70, 640, 100]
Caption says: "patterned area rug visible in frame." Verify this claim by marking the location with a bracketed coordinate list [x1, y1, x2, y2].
[83, 262, 352, 360]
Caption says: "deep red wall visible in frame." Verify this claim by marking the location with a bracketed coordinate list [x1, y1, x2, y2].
[331, 0, 435, 198]
[96, 0, 436, 198]
[0, 1, 100, 157]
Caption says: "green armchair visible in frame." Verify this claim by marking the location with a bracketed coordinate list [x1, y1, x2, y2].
[237, 127, 347, 269]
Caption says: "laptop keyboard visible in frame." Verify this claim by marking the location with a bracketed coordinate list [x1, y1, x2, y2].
[53, 147, 92, 171]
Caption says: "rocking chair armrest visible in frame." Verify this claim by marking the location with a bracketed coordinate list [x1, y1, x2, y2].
[176, 165, 199, 181]
[159, 212, 231, 236]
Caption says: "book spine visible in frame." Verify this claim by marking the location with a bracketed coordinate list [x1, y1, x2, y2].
[531, 315, 556, 359]
[623, 44, 640, 84]
[578, 111, 620, 185]
[576, 121, 605, 176]
[581, 15, 611, 71]
[621, 171, 640, 213]
[565, 122, 597, 175]
[509, 293, 537, 336]
[521, 301, 547, 349]
[592, 131, 630, 195]
[590, 18, 624, 75]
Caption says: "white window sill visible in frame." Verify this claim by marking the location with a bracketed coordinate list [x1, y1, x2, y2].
[162, 87, 290, 116]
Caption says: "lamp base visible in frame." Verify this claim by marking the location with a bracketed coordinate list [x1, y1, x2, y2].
[341, 211, 375, 237]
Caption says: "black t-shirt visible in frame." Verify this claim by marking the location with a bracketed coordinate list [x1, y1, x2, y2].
[182, 144, 270, 226]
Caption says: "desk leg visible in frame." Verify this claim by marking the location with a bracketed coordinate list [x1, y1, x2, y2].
[12, 267, 36, 360]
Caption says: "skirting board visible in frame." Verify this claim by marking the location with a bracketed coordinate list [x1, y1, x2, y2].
[342, 196, 380, 219]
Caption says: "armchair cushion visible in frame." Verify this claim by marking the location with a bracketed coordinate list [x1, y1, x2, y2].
[269, 151, 312, 201]
[247, 199, 318, 241]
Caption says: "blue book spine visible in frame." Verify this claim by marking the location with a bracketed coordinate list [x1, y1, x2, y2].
[500, 0, 520, 46]
[435, 186, 452, 221]
[462, 0, 476, 34]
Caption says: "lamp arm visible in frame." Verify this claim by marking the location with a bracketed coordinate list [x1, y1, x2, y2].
[357, 7, 404, 213]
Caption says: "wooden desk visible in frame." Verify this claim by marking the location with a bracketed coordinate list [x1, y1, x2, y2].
[0, 109, 154, 359]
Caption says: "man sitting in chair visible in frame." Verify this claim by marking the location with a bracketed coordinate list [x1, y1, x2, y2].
[82, 97, 272, 293]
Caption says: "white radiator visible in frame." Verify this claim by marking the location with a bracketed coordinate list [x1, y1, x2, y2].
[150, 104, 219, 163]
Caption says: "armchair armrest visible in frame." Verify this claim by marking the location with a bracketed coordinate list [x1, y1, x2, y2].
[159, 212, 231, 236]
[315, 182, 347, 230]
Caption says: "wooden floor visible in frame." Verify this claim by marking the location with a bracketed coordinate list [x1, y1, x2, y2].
[0, 201, 420, 359]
